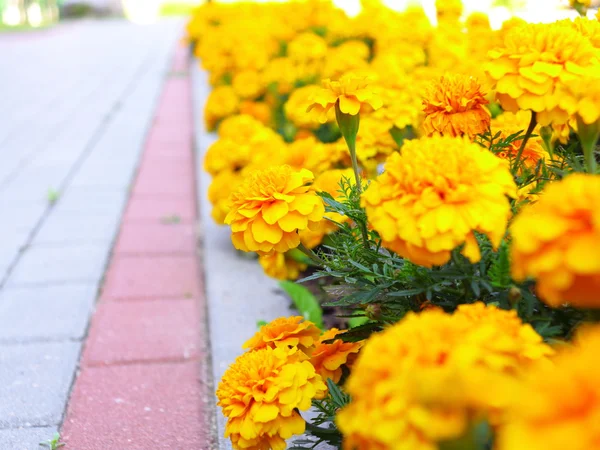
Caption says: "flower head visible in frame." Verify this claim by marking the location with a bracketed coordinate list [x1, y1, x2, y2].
[204, 85, 240, 131]
[422, 73, 490, 138]
[243, 316, 321, 354]
[310, 329, 363, 383]
[362, 136, 516, 267]
[337, 304, 551, 449]
[225, 166, 325, 254]
[510, 174, 600, 307]
[497, 325, 600, 450]
[486, 21, 599, 126]
[258, 252, 306, 281]
[217, 346, 326, 450]
[307, 73, 382, 123]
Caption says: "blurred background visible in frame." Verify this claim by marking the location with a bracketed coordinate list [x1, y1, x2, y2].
[0, 0, 598, 31]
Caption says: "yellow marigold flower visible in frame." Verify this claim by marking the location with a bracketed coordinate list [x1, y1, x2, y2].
[258, 252, 306, 281]
[571, 17, 600, 49]
[287, 32, 328, 63]
[298, 168, 355, 249]
[204, 85, 239, 131]
[310, 329, 363, 383]
[436, 0, 462, 23]
[466, 12, 491, 31]
[510, 174, 600, 308]
[321, 45, 370, 81]
[208, 170, 242, 225]
[285, 85, 330, 129]
[284, 136, 335, 176]
[239, 101, 272, 126]
[454, 302, 554, 368]
[243, 316, 321, 354]
[217, 346, 326, 450]
[307, 73, 383, 124]
[232, 70, 264, 100]
[362, 136, 516, 267]
[422, 73, 491, 138]
[355, 117, 398, 165]
[496, 325, 600, 450]
[486, 21, 599, 126]
[337, 304, 550, 450]
[225, 166, 325, 254]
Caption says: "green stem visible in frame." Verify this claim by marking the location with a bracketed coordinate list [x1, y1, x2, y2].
[297, 242, 324, 266]
[576, 116, 599, 174]
[513, 111, 537, 173]
[346, 139, 363, 195]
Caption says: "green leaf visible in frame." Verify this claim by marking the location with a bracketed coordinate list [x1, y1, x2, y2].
[279, 281, 324, 329]
[348, 316, 369, 328]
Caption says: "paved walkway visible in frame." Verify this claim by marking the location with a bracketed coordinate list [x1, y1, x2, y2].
[0, 19, 211, 449]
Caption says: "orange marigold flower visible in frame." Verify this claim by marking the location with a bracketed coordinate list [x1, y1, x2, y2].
[243, 316, 321, 354]
[486, 21, 599, 126]
[362, 136, 516, 267]
[422, 73, 490, 138]
[307, 73, 382, 123]
[225, 166, 325, 254]
[217, 346, 326, 450]
[496, 325, 600, 450]
[337, 304, 551, 450]
[310, 329, 363, 383]
[510, 174, 600, 308]
[258, 252, 306, 281]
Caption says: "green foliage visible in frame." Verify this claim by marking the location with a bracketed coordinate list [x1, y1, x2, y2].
[289, 379, 349, 449]
[279, 281, 324, 329]
[39, 433, 64, 449]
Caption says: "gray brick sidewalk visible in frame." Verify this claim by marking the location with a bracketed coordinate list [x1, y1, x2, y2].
[0, 19, 183, 449]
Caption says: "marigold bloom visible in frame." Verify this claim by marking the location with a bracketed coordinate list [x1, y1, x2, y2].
[204, 85, 240, 131]
[243, 316, 321, 354]
[208, 170, 242, 225]
[486, 21, 599, 126]
[497, 325, 600, 450]
[217, 346, 326, 450]
[285, 85, 330, 129]
[510, 174, 600, 308]
[310, 329, 363, 383]
[362, 136, 516, 267]
[225, 166, 325, 254]
[307, 73, 382, 123]
[284, 136, 335, 176]
[337, 304, 550, 450]
[258, 252, 306, 281]
[422, 73, 490, 138]
[232, 70, 264, 100]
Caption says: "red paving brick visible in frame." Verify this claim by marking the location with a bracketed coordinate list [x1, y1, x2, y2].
[83, 299, 201, 365]
[102, 255, 201, 300]
[62, 40, 210, 450]
[61, 362, 208, 450]
[122, 195, 196, 223]
[133, 166, 196, 196]
[114, 222, 197, 255]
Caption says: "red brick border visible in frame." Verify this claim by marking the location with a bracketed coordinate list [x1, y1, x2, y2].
[60, 44, 213, 449]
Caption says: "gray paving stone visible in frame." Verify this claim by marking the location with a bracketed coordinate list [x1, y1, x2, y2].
[52, 188, 128, 217]
[6, 244, 111, 286]
[0, 426, 58, 450]
[0, 202, 46, 234]
[0, 284, 98, 342]
[0, 342, 81, 427]
[33, 212, 121, 245]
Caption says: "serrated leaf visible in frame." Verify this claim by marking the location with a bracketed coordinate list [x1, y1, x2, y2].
[279, 281, 324, 329]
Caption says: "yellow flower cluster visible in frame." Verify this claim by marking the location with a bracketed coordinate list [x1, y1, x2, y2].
[337, 303, 552, 449]
[362, 136, 516, 267]
[218, 317, 363, 449]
